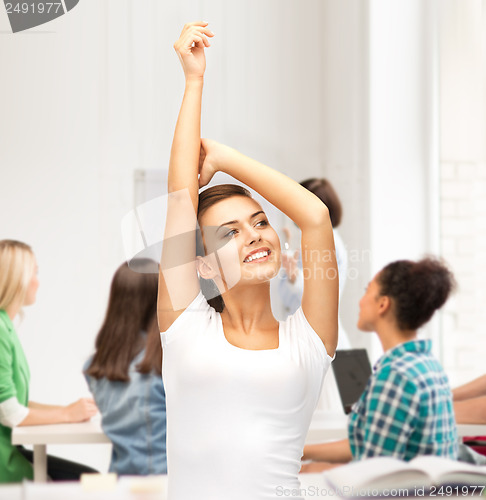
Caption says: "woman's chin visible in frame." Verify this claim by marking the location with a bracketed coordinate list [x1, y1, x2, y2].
[241, 263, 280, 283]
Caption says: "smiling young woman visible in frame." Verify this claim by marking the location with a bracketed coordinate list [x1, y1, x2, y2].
[156, 22, 338, 500]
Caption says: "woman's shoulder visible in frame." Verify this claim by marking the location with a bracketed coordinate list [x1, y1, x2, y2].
[280, 307, 332, 361]
[0, 314, 17, 352]
[83, 355, 93, 372]
[0, 310, 14, 335]
[374, 355, 430, 394]
[160, 290, 217, 346]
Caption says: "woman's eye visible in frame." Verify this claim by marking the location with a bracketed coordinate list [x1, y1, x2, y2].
[256, 220, 268, 227]
[223, 229, 237, 238]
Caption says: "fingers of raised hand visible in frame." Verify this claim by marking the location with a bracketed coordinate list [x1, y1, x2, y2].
[181, 22, 214, 38]
[175, 23, 214, 51]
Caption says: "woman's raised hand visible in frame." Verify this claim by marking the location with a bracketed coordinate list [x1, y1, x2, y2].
[174, 22, 214, 80]
[198, 138, 237, 187]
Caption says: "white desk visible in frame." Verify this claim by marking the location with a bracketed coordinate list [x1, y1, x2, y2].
[306, 412, 348, 443]
[0, 476, 167, 500]
[11, 413, 486, 483]
[11, 419, 110, 483]
[457, 424, 486, 438]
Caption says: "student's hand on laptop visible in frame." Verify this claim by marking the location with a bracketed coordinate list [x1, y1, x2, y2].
[300, 461, 341, 473]
[63, 398, 98, 423]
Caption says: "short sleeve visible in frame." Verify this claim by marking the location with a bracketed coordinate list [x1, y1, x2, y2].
[0, 334, 16, 404]
[0, 397, 29, 428]
[290, 307, 334, 363]
[0, 333, 29, 427]
[82, 357, 93, 388]
[160, 291, 212, 347]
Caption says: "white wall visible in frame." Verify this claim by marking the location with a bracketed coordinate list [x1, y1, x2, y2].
[367, 0, 441, 359]
[0, 0, 111, 471]
[317, 0, 371, 349]
[439, 0, 486, 386]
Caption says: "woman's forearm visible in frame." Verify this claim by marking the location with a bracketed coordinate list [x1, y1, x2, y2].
[28, 401, 63, 410]
[219, 149, 330, 230]
[19, 406, 69, 426]
[303, 439, 353, 463]
[168, 78, 203, 206]
[454, 397, 486, 424]
[453, 375, 486, 401]
[18, 398, 97, 426]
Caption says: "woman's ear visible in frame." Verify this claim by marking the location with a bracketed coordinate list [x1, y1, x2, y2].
[196, 255, 219, 280]
[377, 295, 392, 315]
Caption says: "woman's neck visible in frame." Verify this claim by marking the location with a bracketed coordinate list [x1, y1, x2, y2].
[5, 300, 20, 320]
[220, 282, 276, 334]
[376, 323, 417, 352]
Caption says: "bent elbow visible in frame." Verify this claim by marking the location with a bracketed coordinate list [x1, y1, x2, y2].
[306, 204, 331, 229]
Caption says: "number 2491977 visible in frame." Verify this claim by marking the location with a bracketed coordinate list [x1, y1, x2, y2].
[429, 485, 485, 496]
[5, 2, 62, 14]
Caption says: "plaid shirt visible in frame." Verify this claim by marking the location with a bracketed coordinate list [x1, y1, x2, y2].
[348, 339, 458, 461]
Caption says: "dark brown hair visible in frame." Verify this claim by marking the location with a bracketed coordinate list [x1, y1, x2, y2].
[197, 184, 252, 313]
[85, 260, 161, 381]
[377, 256, 456, 331]
[300, 178, 342, 227]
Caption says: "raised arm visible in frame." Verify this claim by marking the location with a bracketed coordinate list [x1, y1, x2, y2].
[198, 140, 338, 355]
[157, 22, 214, 331]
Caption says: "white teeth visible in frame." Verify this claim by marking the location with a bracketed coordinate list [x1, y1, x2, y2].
[245, 250, 269, 262]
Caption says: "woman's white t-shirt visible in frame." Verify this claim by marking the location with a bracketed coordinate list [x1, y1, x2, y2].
[160, 291, 332, 500]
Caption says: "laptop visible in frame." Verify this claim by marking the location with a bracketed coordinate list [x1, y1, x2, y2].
[332, 349, 372, 414]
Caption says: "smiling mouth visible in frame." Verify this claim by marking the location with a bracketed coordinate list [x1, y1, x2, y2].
[243, 250, 271, 263]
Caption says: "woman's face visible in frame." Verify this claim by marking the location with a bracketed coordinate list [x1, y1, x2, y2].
[357, 274, 381, 332]
[23, 260, 39, 306]
[198, 196, 281, 289]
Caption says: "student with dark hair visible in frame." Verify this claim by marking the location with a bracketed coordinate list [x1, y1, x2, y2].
[302, 257, 458, 470]
[84, 260, 166, 475]
[279, 177, 349, 348]
[158, 22, 338, 500]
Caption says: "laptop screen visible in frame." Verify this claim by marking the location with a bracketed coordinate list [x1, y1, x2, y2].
[332, 349, 372, 414]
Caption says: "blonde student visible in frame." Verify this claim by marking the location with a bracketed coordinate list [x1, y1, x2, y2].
[0, 240, 97, 483]
[157, 22, 339, 500]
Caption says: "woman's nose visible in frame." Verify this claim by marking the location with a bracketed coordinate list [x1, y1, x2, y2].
[245, 226, 261, 245]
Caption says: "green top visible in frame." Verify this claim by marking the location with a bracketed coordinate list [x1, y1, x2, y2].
[0, 309, 33, 483]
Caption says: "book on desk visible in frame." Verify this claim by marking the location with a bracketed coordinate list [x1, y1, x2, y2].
[320, 455, 486, 496]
